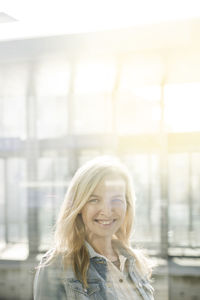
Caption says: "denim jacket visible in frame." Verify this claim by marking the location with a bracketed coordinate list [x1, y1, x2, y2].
[34, 244, 154, 300]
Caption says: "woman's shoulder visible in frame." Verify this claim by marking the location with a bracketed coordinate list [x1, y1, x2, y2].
[38, 248, 75, 276]
[113, 239, 155, 280]
[38, 248, 63, 269]
[130, 247, 156, 281]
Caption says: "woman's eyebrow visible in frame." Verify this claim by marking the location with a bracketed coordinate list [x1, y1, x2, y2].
[89, 194, 101, 198]
[111, 194, 125, 198]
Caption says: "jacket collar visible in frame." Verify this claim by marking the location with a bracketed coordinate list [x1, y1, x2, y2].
[85, 240, 135, 263]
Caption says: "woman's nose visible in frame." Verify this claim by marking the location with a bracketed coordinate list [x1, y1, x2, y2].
[99, 200, 113, 215]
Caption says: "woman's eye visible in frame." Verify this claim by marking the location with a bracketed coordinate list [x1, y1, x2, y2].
[112, 199, 125, 204]
[88, 199, 98, 203]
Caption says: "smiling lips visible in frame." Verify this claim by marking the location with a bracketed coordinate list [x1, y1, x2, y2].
[94, 219, 116, 225]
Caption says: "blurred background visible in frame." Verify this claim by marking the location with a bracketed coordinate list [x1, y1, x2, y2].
[0, 0, 200, 299]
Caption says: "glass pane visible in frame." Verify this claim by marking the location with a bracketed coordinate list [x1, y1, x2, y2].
[37, 96, 68, 138]
[191, 153, 200, 247]
[73, 94, 112, 134]
[164, 83, 200, 132]
[0, 63, 27, 138]
[122, 154, 161, 249]
[75, 61, 115, 93]
[116, 85, 161, 134]
[0, 159, 5, 247]
[35, 60, 70, 138]
[38, 157, 69, 250]
[36, 60, 70, 96]
[168, 153, 189, 246]
[0, 97, 26, 138]
[0, 63, 28, 97]
[78, 150, 101, 167]
[119, 55, 164, 88]
[7, 158, 27, 243]
[150, 154, 161, 245]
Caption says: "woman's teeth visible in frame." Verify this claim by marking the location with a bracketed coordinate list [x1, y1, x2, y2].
[95, 220, 114, 225]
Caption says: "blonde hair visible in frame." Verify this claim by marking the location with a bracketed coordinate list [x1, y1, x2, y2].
[41, 156, 153, 287]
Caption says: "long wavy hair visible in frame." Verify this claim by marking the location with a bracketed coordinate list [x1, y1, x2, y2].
[41, 156, 153, 287]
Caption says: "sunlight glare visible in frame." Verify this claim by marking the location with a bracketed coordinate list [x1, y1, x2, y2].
[75, 61, 116, 94]
[164, 83, 200, 132]
[1, 0, 200, 39]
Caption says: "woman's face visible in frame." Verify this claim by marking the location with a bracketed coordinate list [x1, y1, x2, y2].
[81, 174, 127, 240]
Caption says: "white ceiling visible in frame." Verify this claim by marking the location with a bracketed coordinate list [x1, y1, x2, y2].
[1, 0, 200, 41]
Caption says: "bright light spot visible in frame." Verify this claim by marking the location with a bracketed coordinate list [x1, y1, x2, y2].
[164, 83, 200, 132]
[75, 61, 116, 93]
[73, 94, 112, 134]
[120, 56, 164, 89]
[1, 0, 200, 39]
[36, 61, 70, 96]
[131, 85, 161, 102]
[117, 85, 161, 134]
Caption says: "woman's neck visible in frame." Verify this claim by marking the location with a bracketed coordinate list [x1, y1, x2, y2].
[87, 237, 118, 261]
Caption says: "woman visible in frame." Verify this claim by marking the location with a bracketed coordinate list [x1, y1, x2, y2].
[34, 156, 155, 300]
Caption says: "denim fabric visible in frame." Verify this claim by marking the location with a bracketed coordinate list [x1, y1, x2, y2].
[34, 247, 154, 300]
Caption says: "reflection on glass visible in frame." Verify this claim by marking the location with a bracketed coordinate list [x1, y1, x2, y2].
[168, 153, 189, 246]
[191, 153, 200, 246]
[38, 157, 69, 250]
[35, 61, 70, 139]
[122, 154, 160, 248]
[1, 63, 28, 97]
[0, 64, 27, 138]
[7, 158, 27, 243]
[116, 85, 161, 134]
[78, 150, 101, 167]
[35, 61, 70, 138]
[37, 96, 68, 138]
[119, 55, 164, 88]
[164, 83, 200, 132]
[75, 61, 116, 94]
[0, 159, 5, 246]
[73, 94, 112, 134]
[36, 60, 70, 97]
[0, 97, 26, 138]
